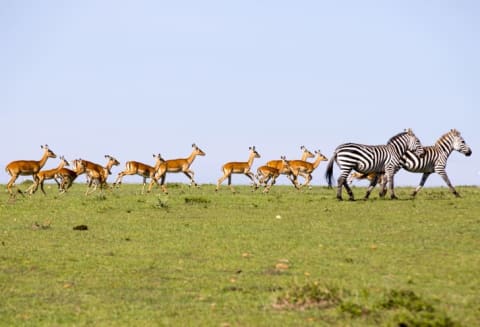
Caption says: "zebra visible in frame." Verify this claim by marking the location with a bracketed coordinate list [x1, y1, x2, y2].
[325, 128, 425, 201]
[402, 129, 472, 197]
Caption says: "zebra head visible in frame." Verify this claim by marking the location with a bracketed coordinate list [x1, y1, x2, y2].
[405, 128, 425, 157]
[450, 129, 472, 157]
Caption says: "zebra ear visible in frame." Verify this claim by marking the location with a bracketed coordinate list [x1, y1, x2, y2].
[451, 128, 460, 135]
[405, 128, 413, 135]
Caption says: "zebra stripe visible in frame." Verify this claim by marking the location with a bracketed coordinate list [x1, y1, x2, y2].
[402, 129, 472, 197]
[325, 128, 424, 201]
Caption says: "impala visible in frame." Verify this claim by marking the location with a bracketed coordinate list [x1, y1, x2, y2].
[153, 144, 206, 194]
[256, 156, 290, 193]
[347, 172, 384, 185]
[266, 146, 314, 185]
[216, 146, 261, 193]
[288, 150, 328, 188]
[78, 155, 120, 195]
[54, 159, 85, 193]
[5, 145, 57, 196]
[114, 154, 165, 194]
[27, 156, 70, 195]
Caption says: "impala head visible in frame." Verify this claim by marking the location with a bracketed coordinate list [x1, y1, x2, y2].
[249, 146, 261, 158]
[73, 159, 86, 174]
[405, 128, 425, 157]
[280, 155, 290, 168]
[59, 155, 70, 167]
[105, 155, 120, 166]
[153, 153, 165, 161]
[300, 145, 315, 159]
[192, 143, 206, 156]
[315, 150, 328, 161]
[449, 129, 472, 157]
[41, 144, 57, 159]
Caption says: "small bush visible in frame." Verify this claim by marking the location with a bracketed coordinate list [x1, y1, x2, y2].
[274, 281, 342, 310]
[393, 310, 460, 327]
[184, 196, 211, 205]
[379, 289, 434, 313]
[339, 301, 370, 317]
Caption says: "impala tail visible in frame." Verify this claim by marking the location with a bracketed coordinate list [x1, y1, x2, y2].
[325, 152, 336, 188]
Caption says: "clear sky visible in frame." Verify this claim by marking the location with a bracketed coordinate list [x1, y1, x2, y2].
[1, 1, 479, 187]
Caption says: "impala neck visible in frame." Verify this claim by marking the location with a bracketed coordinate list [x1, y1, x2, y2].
[57, 160, 67, 170]
[247, 152, 257, 167]
[38, 150, 50, 170]
[186, 150, 197, 166]
[313, 153, 323, 169]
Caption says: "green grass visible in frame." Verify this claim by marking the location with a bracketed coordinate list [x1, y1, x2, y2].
[1, 183, 479, 326]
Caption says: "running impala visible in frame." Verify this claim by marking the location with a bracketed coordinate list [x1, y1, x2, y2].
[288, 150, 328, 188]
[256, 156, 290, 193]
[54, 159, 85, 193]
[26, 155, 70, 195]
[266, 146, 315, 185]
[216, 146, 261, 193]
[114, 154, 165, 194]
[77, 155, 120, 195]
[5, 145, 57, 196]
[153, 144, 206, 194]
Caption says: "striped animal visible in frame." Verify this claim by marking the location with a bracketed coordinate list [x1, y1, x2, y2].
[325, 129, 424, 200]
[402, 129, 472, 197]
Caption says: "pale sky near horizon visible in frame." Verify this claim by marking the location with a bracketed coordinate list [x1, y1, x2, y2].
[1, 1, 479, 187]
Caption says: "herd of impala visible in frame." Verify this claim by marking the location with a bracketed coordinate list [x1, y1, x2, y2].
[4, 144, 328, 197]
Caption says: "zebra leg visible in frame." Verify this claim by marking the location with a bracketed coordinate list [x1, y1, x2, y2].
[436, 169, 460, 197]
[411, 172, 431, 197]
[379, 175, 389, 198]
[364, 175, 379, 200]
[343, 179, 355, 201]
[387, 174, 398, 200]
[337, 171, 354, 201]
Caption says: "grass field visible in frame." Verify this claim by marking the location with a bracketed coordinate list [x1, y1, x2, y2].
[1, 183, 479, 326]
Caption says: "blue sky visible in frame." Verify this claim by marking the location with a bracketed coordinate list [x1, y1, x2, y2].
[1, 1, 479, 187]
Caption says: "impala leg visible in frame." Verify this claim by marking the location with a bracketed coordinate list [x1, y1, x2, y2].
[227, 175, 236, 193]
[6, 175, 19, 196]
[184, 170, 197, 186]
[245, 171, 258, 190]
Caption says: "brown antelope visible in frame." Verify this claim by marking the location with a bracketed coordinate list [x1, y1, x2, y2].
[288, 150, 328, 188]
[153, 144, 206, 194]
[114, 154, 165, 194]
[5, 145, 57, 196]
[256, 156, 290, 193]
[347, 172, 384, 186]
[216, 146, 261, 193]
[54, 159, 85, 193]
[266, 146, 314, 185]
[78, 155, 120, 195]
[26, 156, 70, 195]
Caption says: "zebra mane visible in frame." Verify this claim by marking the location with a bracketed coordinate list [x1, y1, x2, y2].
[386, 131, 408, 144]
[435, 129, 459, 147]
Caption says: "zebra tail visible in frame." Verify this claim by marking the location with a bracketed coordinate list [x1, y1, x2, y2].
[324, 152, 336, 188]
